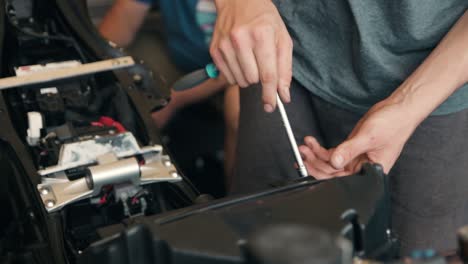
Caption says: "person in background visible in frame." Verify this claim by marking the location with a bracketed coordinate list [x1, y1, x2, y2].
[99, 0, 239, 188]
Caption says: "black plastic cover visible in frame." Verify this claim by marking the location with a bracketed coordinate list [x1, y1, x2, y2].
[79, 164, 395, 264]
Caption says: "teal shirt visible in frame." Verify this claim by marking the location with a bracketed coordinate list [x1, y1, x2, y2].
[137, 0, 215, 72]
[273, 0, 468, 115]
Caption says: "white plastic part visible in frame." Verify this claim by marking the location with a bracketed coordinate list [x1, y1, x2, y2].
[15, 60, 82, 76]
[26, 112, 43, 146]
[1, 56, 135, 91]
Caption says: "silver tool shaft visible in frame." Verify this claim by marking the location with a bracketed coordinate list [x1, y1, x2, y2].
[276, 94, 308, 177]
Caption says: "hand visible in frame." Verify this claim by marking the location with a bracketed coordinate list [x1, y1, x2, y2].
[299, 99, 419, 179]
[211, 0, 293, 112]
[152, 78, 229, 129]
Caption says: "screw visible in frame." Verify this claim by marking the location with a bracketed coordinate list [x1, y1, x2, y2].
[45, 200, 55, 208]
[163, 159, 172, 167]
[386, 229, 392, 237]
[170, 171, 179, 178]
[133, 74, 143, 84]
[28, 210, 36, 220]
[40, 187, 49, 195]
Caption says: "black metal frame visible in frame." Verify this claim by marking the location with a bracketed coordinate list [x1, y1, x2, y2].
[0, 1, 198, 263]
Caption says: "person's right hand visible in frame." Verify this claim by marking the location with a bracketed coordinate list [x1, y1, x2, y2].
[210, 0, 293, 112]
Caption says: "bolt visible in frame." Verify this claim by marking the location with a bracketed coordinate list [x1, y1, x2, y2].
[40, 187, 49, 195]
[163, 159, 172, 167]
[170, 171, 179, 178]
[45, 200, 55, 208]
[28, 210, 36, 220]
[133, 74, 143, 84]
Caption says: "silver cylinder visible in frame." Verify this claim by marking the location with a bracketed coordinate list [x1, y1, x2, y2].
[88, 158, 140, 191]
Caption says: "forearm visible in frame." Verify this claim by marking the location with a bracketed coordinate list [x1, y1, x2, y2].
[169, 78, 229, 109]
[388, 10, 468, 126]
[99, 0, 150, 47]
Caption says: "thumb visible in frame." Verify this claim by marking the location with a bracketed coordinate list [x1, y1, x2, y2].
[331, 134, 371, 170]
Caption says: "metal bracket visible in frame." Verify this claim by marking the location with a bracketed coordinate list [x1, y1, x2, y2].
[37, 133, 181, 212]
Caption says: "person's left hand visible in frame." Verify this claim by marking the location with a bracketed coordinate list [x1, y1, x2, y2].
[299, 98, 420, 179]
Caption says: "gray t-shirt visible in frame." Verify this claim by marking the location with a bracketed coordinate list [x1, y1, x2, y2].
[273, 0, 468, 115]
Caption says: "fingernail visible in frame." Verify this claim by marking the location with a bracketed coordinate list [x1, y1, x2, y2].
[264, 104, 274, 113]
[283, 87, 291, 103]
[333, 155, 344, 168]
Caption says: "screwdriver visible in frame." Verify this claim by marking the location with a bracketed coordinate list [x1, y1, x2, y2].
[172, 63, 309, 178]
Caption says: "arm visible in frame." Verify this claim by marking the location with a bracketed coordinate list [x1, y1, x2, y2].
[99, 0, 151, 47]
[169, 78, 229, 110]
[385, 10, 468, 126]
[152, 78, 229, 128]
[300, 10, 468, 178]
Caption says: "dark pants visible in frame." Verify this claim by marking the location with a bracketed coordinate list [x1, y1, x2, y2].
[231, 80, 468, 254]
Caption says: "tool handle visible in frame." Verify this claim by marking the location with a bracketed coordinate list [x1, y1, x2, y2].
[172, 63, 219, 91]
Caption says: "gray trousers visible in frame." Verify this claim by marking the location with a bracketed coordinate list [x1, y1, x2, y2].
[231, 80, 468, 254]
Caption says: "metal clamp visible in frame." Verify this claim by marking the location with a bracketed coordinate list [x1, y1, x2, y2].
[37, 147, 181, 213]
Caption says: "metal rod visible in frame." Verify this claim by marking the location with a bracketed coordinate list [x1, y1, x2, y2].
[276, 94, 308, 177]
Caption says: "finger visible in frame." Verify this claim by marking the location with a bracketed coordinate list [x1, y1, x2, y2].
[252, 25, 278, 112]
[331, 157, 366, 177]
[210, 44, 236, 85]
[276, 31, 293, 103]
[330, 134, 371, 170]
[219, 39, 249, 87]
[230, 28, 260, 85]
[313, 157, 344, 175]
[299, 146, 337, 179]
[304, 136, 330, 161]
[301, 144, 343, 175]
